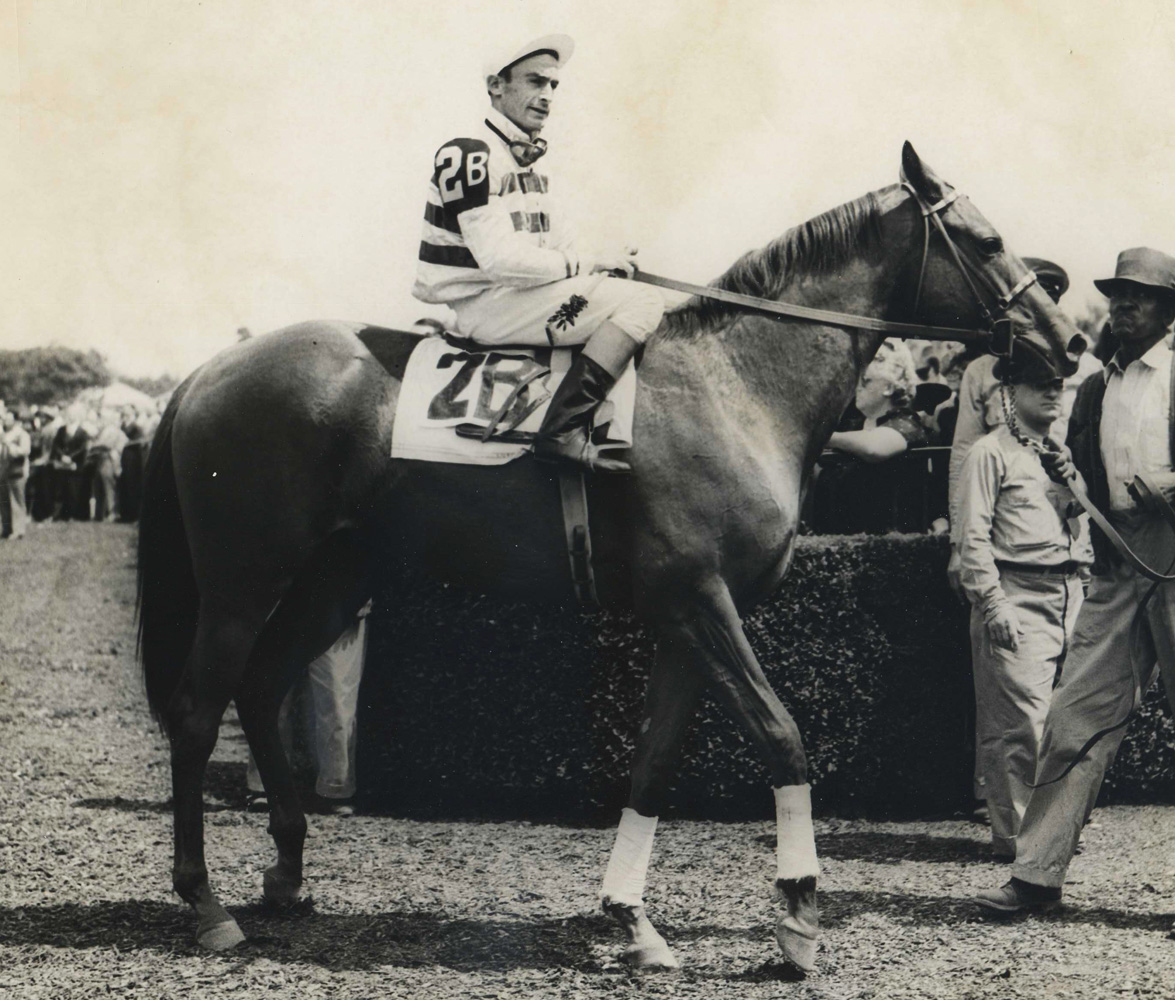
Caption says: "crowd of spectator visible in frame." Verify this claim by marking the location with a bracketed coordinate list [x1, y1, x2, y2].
[0, 398, 164, 539]
[804, 324, 1109, 536]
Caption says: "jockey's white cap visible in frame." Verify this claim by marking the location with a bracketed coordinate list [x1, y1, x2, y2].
[482, 33, 574, 80]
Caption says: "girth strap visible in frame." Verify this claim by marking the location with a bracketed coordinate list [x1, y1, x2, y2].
[557, 469, 600, 607]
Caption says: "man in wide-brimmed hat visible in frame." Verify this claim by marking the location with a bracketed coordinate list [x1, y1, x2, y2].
[411, 33, 663, 473]
[956, 336, 1091, 862]
[945, 256, 1099, 822]
[948, 259, 1094, 581]
[977, 247, 1175, 915]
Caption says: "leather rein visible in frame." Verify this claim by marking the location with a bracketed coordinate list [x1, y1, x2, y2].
[634, 184, 1038, 355]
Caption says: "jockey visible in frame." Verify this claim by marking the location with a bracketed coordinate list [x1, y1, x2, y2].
[412, 34, 664, 473]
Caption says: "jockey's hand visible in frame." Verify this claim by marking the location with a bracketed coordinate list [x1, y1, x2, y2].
[1040, 441, 1076, 485]
[946, 546, 966, 603]
[591, 247, 638, 278]
[986, 608, 1022, 652]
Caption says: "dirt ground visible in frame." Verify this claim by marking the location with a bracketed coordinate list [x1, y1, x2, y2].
[2, 523, 1175, 999]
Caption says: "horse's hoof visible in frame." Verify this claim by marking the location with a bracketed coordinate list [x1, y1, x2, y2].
[603, 899, 680, 971]
[197, 917, 246, 951]
[263, 865, 303, 908]
[775, 915, 818, 973]
[621, 940, 680, 971]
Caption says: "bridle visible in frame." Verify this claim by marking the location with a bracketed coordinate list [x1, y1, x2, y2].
[899, 181, 1039, 357]
[634, 181, 1045, 357]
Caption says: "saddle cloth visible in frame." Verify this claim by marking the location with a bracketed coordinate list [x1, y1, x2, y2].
[391, 336, 636, 465]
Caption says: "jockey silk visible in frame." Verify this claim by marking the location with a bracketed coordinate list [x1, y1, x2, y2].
[413, 109, 591, 305]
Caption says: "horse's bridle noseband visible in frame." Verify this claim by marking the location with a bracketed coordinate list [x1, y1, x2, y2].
[901, 182, 1038, 358]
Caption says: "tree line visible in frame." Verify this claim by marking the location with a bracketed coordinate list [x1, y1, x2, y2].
[0, 347, 176, 406]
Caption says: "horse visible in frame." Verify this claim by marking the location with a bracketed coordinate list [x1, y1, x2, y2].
[137, 143, 1080, 972]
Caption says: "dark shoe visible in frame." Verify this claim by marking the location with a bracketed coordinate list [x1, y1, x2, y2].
[533, 354, 630, 474]
[246, 792, 268, 813]
[975, 878, 1061, 915]
[321, 799, 355, 818]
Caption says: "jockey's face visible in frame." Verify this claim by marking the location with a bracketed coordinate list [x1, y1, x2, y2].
[489, 52, 560, 137]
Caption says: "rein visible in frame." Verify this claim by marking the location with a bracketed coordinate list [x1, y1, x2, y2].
[634, 185, 1039, 354]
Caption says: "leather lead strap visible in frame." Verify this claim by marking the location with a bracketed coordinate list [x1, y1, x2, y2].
[1169, 345, 1175, 469]
[558, 469, 599, 606]
[1066, 472, 1175, 583]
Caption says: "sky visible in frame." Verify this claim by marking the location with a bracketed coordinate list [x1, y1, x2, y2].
[4, 0, 1175, 377]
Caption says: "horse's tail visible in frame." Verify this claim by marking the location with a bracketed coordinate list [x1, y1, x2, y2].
[137, 372, 200, 733]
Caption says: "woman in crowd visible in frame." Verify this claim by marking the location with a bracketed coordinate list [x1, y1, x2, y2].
[828, 339, 928, 463]
[808, 339, 931, 534]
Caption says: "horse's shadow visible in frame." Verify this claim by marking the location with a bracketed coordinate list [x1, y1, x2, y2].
[753, 829, 991, 865]
[74, 761, 250, 814]
[0, 891, 1169, 973]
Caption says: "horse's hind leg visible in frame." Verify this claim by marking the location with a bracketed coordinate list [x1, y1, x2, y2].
[658, 587, 820, 973]
[236, 528, 369, 910]
[167, 612, 258, 950]
[235, 664, 308, 909]
[601, 636, 706, 970]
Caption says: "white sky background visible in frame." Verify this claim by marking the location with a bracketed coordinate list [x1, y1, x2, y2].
[3, 0, 1175, 377]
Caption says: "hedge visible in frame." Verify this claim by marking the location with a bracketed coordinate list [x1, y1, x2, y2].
[356, 534, 1175, 820]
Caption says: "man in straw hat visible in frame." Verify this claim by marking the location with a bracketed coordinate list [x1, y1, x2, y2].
[412, 34, 664, 473]
[976, 248, 1175, 915]
[956, 336, 1091, 862]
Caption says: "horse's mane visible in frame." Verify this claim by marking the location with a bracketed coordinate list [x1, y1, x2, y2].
[658, 191, 883, 340]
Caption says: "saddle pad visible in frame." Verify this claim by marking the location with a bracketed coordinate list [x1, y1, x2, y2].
[391, 337, 636, 465]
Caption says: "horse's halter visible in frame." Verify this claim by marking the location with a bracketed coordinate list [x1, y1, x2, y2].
[900, 181, 1038, 358]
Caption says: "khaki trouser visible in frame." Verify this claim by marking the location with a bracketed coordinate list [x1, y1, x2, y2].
[971, 569, 1083, 855]
[1012, 514, 1175, 888]
[247, 617, 368, 800]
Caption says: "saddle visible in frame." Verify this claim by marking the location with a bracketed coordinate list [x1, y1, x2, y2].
[386, 331, 635, 605]
[389, 333, 636, 467]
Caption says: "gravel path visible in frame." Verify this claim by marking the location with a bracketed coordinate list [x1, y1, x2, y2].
[2, 523, 1174, 999]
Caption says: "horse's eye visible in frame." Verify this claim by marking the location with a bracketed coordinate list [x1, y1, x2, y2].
[979, 237, 1003, 256]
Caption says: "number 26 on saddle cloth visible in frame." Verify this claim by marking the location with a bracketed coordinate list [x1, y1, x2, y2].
[389, 335, 637, 466]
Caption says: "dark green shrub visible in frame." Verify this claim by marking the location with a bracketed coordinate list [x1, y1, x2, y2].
[356, 534, 1174, 819]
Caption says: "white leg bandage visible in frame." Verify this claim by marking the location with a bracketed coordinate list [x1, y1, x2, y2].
[774, 784, 820, 881]
[600, 808, 659, 907]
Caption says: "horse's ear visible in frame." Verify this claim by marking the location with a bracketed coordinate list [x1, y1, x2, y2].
[900, 141, 945, 201]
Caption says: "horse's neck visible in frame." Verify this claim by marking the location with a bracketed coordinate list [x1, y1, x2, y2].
[706, 258, 893, 451]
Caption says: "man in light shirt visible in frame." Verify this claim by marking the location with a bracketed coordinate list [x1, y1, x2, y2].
[1, 408, 32, 539]
[956, 340, 1090, 860]
[948, 259, 1099, 595]
[976, 247, 1175, 914]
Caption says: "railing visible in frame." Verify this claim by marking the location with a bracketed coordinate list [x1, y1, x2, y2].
[803, 446, 952, 535]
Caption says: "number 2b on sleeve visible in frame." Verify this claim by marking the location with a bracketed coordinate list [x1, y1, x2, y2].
[433, 139, 491, 213]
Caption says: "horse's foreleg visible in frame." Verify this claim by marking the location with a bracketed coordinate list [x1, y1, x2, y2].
[235, 685, 306, 909]
[167, 618, 254, 951]
[676, 591, 820, 973]
[602, 637, 706, 971]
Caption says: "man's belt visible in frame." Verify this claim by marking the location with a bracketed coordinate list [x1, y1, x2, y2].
[995, 559, 1083, 577]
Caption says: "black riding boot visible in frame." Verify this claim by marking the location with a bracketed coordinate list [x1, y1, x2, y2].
[533, 354, 631, 474]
